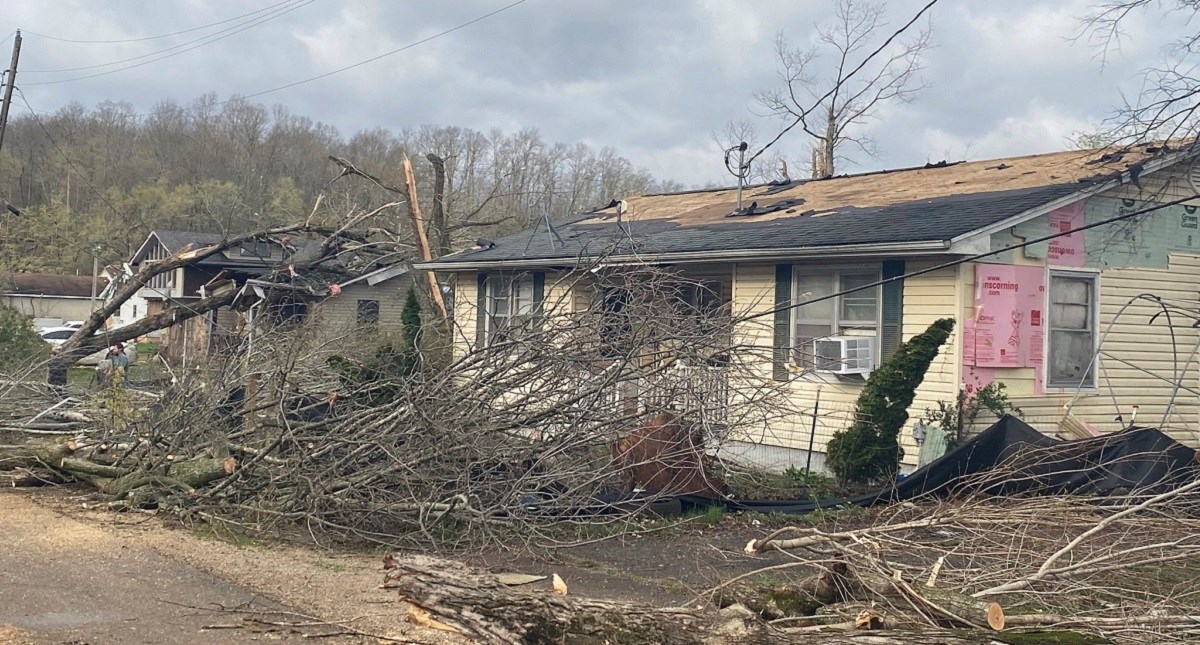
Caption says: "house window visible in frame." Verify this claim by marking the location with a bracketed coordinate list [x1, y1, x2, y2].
[356, 299, 380, 326]
[599, 285, 633, 358]
[1047, 271, 1098, 389]
[676, 280, 724, 318]
[792, 268, 880, 368]
[485, 274, 536, 343]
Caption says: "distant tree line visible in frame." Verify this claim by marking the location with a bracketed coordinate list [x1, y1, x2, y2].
[0, 93, 674, 274]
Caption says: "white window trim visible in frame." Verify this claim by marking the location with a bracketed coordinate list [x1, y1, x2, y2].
[485, 274, 536, 345]
[790, 264, 883, 369]
[1043, 267, 1101, 393]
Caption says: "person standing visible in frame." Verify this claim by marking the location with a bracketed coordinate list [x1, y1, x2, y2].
[111, 343, 130, 386]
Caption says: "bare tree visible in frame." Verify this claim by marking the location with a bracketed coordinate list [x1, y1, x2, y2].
[1082, 1, 1200, 146]
[755, 0, 931, 178]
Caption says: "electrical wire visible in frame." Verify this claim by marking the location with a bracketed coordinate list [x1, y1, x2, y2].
[739, 0, 940, 174]
[20, 0, 317, 84]
[202, 0, 529, 106]
[20, 0, 300, 44]
[17, 0, 530, 118]
[14, 89, 133, 240]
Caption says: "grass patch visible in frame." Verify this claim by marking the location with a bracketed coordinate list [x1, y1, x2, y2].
[687, 504, 725, 525]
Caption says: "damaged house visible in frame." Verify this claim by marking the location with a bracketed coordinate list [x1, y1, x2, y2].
[419, 145, 1200, 473]
[127, 229, 413, 362]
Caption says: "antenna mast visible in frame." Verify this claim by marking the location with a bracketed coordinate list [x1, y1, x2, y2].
[724, 141, 750, 213]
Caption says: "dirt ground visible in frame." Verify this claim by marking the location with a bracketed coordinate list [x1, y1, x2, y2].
[0, 488, 815, 644]
[0, 489, 448, 644]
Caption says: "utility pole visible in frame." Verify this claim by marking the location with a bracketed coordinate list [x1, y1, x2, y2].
[91, 245, 101, 313]
[0, 30, 22, 155]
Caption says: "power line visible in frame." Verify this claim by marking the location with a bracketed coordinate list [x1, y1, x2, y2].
[20, 0, 317, 84]
[14, 88, 129, 227]
[17, 0, 528, 117]
[206, 0, 529, 105]
[20, 0, 301, 44]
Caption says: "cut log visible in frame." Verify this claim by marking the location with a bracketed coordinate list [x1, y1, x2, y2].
[0, 440, 76, 470]
[854, 570, 1004, 631]
[108, 457, 238, 499]
[383, 554, 1009, 644]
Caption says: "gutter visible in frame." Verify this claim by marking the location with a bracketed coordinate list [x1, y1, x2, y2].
[414, 239, 950, 271]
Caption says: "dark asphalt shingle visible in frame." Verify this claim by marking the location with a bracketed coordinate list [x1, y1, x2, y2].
[429, 183, 1087, 266]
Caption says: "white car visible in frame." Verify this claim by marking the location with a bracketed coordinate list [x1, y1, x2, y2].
[39, 327, 137, 367]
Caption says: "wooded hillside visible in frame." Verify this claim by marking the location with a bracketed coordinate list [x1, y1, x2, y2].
[0, 93, 672, 274]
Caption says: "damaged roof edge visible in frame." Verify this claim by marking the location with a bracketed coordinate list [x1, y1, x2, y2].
[414, 239, 951, 271]
[948, 146, 1200, 248]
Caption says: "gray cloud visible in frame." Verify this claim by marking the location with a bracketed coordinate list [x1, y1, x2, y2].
[1, 0, 1187, 187]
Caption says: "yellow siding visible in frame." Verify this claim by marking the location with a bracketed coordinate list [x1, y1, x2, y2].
[900, 262, 961, 461]
[450, 271, 478, 359]
[1004, 253, 1200, 446]
[729, 260, 960, 466]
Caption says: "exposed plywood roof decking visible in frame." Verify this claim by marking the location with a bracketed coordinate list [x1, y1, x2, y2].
[423, 145, 1191, 269]
[586, 147, 1170, 226]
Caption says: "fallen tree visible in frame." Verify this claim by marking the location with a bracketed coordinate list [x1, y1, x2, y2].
[382, 554, 1006, 644]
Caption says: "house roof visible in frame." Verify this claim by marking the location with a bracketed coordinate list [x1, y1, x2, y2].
[132, 229, 305, 269]
[2, 272, 108, 297]
[422, 144, 1192, 269]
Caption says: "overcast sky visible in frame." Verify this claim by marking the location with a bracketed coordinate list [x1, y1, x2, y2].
[0, 0, 1184, 187]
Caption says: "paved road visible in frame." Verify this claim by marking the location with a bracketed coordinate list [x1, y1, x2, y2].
[0, 491, 311, 644]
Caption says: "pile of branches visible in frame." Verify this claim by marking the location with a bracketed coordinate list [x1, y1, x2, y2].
[1, 266, 799, 548]
[378, 473, 1200, 643]
[728, 471, 1200, 643]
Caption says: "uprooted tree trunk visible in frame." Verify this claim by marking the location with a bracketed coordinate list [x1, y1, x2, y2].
[383, 555, 1004, 644]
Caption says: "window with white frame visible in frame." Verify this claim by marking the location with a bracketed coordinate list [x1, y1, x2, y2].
[485, 274, 536, 343]
[1047, 271, 1098, 389]
[792, 268, 880, 368]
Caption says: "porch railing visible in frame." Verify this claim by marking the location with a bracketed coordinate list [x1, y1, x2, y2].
[582, 362, 730, 431]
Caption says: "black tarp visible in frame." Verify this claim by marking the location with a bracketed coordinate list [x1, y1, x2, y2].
[691, 415, 1200, 515]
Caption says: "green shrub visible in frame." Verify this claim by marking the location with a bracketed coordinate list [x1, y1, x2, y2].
[826, 318, 955, 485]
[0, 305, 49, 371]
[924, 381, 1022, 448]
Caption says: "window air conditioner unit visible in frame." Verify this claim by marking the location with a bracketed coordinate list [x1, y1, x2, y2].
[813, 337, 875, 376]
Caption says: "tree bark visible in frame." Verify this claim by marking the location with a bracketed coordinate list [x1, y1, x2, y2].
[0, 441, 76, 470]
[425, 153, 452, 257]
[383, 555, 1005, 644]
[401, 155, 450, 327]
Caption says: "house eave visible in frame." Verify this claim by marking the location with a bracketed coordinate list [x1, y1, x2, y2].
[948, 146, 1200, 248]
[415, 239, 952, 271]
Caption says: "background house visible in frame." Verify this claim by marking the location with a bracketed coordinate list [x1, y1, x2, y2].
[1, 272, 107, 329]
[126, 230, 412, 362]
[421, 145, 1200, 474]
